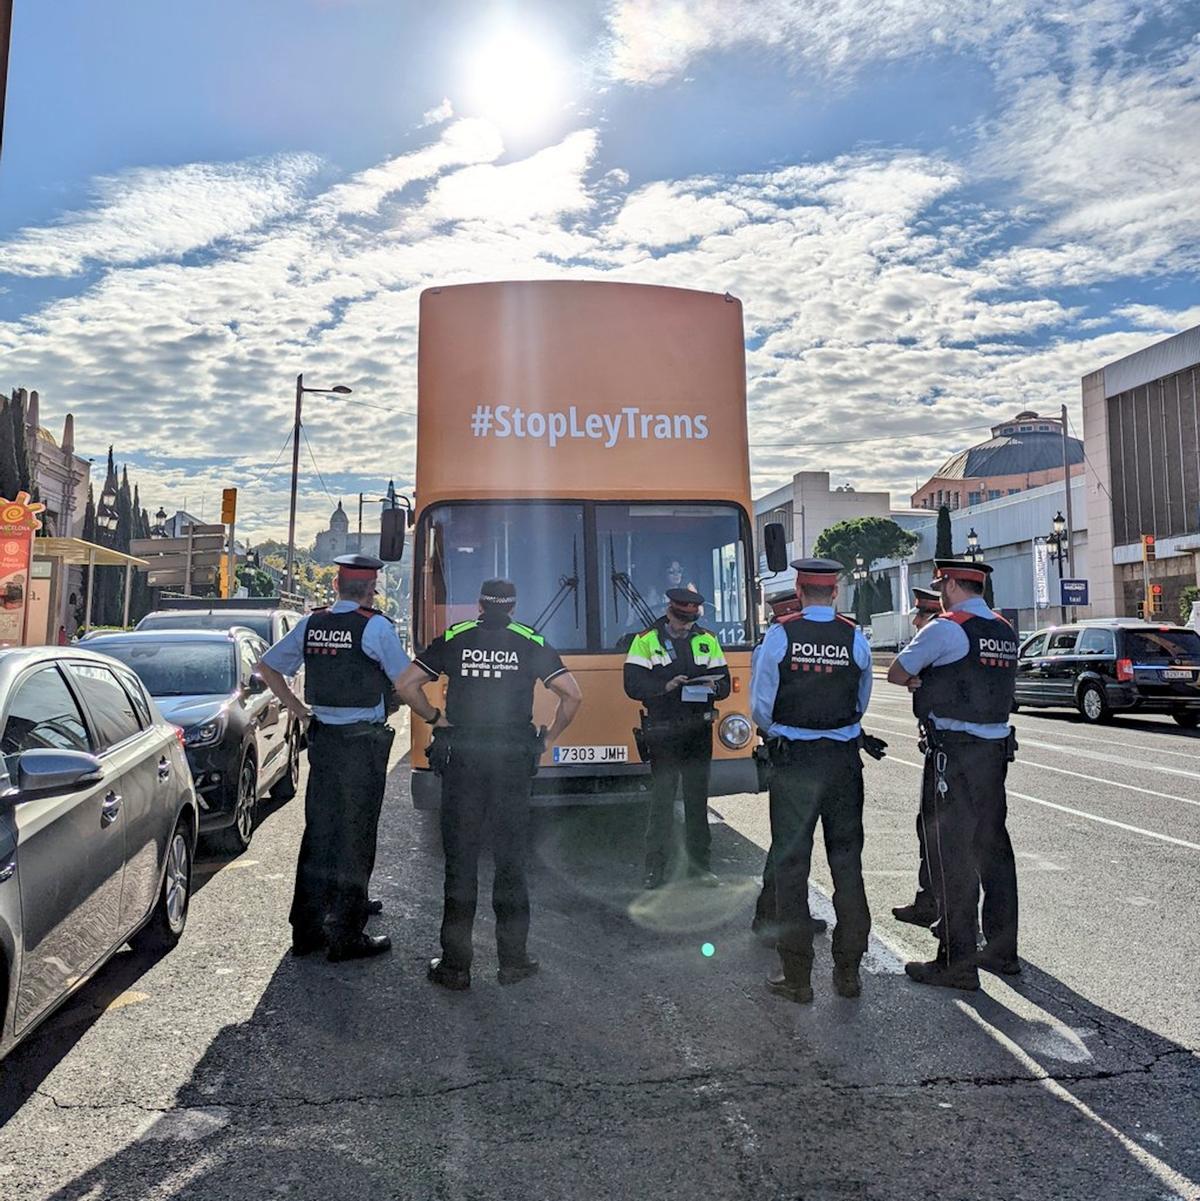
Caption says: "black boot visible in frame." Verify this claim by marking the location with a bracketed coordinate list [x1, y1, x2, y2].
[497, 957, 540, 986]
[766, 966, 813, 1004]
[427, 957, 471, 990]
[892, 900, 937, 927]
[327, 933, 392, 962]
[832, 963, 862, 998]
[905, 958, 980, 991]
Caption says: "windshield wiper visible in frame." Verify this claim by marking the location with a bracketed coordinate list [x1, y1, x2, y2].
[532, 537, 580, 633]
[609, 533, 657, 630]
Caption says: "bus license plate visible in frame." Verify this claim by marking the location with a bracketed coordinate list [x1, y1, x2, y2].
[554, 745, 628, 764]
[1162, 669, 1194, 680]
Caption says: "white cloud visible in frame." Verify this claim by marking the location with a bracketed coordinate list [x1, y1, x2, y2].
[420, 97, 454, 127]
[610, 181, 746, 247]
[0, 156, 319, 278]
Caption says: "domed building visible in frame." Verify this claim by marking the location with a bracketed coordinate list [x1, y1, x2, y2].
[312, 499, 383, 563]
[912, 411, 1084, 511]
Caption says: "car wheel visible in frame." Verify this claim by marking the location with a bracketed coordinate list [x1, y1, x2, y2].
[1077, 683, 1111, 724]
[1172, 710, 1200, 728]
[132, 817, 194, 953]
[213, 751, 258, 855]
[270, 725, 301, 801]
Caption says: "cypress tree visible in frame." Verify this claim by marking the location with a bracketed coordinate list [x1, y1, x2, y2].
[935, 505, 953, 558]
[80, 487, 97, 628]
[0, 399, 19, 501]
[984, 574, 995, 609]
[10, 390, 32, 495]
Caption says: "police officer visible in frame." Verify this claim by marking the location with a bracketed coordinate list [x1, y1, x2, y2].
[891, 584, 947, 928]
[750, 559, 872, 1003]
[887, 559, 1020, 990]
[624, 587, 731, 889]
[257, 554, 408, 962]
[751, 589, 826, 944]
[396, 579, 582, 991]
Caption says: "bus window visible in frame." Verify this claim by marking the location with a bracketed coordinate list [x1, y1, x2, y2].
[418, 502, 587, 651]
[597, 503, 752, 650]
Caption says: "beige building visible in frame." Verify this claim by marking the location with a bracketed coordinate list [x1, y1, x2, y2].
[911, 411, 1083, 511]
[755, 470, 892, 563]
[1083, 324, 1200, 619]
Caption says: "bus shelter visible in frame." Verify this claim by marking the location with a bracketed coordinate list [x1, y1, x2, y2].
[30, 537, 149, 642]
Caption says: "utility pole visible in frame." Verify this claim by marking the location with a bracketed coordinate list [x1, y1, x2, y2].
[1061, 403, 1076, 618]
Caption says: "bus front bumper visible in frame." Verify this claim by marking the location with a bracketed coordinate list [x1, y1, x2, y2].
[410, 758, 759, 811]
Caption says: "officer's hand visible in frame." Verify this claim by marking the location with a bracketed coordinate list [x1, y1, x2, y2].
[287, 698, 312, 721]
[664, 674, 689, 693]
[905, 678, 922, 693]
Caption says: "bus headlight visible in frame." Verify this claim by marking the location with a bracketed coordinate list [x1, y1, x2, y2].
[718, 713, 752, 749]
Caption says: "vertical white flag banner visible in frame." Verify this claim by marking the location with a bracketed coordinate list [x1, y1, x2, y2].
[899, 560, 910, 611]
[1033, 539, 1050, 606]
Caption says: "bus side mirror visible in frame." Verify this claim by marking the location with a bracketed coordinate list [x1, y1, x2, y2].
[764, 522, 788, 573]
[380, 508, 406, 562]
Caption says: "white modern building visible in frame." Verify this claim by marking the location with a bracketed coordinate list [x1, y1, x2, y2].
[754, 471, 892, 561]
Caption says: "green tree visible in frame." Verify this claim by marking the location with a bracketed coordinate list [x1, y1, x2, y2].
[1180, 585, 1200, 625]
[935, 505, 953, 558]
[984, 574, 995, 609]
[873, 574, 894, 614]
[812, 516, 920, 578]
[237, 566, 275, 598]
[9, 390, 32, 494]
[79, 486, 97, 628]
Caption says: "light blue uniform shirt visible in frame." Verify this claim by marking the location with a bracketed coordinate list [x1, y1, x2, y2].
[260, 600, 410, 725]
[751, 606, 873, 742]
[895, 596, 1010, 740]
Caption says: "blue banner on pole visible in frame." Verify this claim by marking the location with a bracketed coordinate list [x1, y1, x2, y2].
[1060, 578, 1089, 606]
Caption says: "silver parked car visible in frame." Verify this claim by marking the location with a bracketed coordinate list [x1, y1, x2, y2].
[0, 647, 198, 1061]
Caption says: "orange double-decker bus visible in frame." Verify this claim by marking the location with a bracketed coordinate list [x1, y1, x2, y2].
[408, 280, 761, 809]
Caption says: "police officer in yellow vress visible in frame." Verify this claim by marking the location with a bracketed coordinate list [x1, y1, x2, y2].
[624, 587, 731, 890]
[750, 559, 874, 1004]
[396, 579, 582, 991]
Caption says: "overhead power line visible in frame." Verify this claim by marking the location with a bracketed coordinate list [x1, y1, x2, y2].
[749, 421, 992, 449]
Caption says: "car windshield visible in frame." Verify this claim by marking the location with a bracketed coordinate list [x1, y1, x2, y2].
[139, 612, 274, 640]
[1125, 629, 1200, 662]
[92, 641, 237, 696]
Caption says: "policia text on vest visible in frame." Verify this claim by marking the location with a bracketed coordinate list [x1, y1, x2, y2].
[887, 558, 1021, 993]
[257, 554, 411, 964]
[623, 588, 731, 891]
[396, 579, 582, 992]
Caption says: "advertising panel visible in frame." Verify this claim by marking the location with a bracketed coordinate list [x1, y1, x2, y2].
[416, 281, 749, 505]
[0, 492, 45, 647]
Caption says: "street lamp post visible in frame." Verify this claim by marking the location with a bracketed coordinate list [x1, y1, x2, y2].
[1047, 510, 1069, 623]
[285, 373, 352, 596]
[966, 528, 980, 562]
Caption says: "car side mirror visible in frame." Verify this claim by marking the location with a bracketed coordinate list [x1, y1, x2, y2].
[379, 508, 406, 562]
[247, 672, 269, 693]
[764, 522, 788, 573]
[12, 749, 103, 799]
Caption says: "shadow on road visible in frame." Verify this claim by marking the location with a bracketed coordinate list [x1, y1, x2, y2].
[14, 771, 1200, 1201]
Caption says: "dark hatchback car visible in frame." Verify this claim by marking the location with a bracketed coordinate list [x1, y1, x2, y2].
[1014, 620, 1200, 726]
[83, 629, 300, 852]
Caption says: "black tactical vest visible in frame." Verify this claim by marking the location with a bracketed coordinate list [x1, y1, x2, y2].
[303, 608, 390, 709]
[914, 611, 1018, 725]
[771, 614, 862, 730]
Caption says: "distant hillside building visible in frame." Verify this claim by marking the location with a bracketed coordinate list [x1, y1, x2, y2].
[19, 389, 91, 538]
[912, 411, 1084, 511]
[312, 500, 382, 563]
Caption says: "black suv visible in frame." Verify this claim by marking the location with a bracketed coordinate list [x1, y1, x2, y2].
[1014, 621, 1200, 726]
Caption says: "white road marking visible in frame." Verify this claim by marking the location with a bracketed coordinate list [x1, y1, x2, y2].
[865, 714, 1200, 812]
[954, 1001, 1200, 1201]
[872, 753, 1200, 853]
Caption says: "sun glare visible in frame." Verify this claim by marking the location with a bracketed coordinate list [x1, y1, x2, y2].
[461, 27, 568, 137]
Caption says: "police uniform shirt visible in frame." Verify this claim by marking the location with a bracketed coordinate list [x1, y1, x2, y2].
[414, 615, 567, 727]
[623, 617, 732, 719]
[750, 605, 873, 742]
[261, 601, 410, 725]
[895, 596, 1010, 740]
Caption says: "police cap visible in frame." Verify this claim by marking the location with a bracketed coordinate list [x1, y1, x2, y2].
[334, 553, 383, 579]
[932, 558, 993, 585]
[666, 587, 705, 606]
[480, 578, 517, 605]
[912, 585, 941, 612]
[790, 557, 842, 587]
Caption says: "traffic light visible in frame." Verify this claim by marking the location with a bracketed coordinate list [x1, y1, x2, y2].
[221, 487, 237, 525]
[1150, 583, 1165, 615]
[1141, 533, 1156, 562]
[1136, 600, 1146, 619]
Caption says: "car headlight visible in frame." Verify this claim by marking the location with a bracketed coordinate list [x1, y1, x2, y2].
[183, 717, 226, 748]
[718, 713, 753, 749]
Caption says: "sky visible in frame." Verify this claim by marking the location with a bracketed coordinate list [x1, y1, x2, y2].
[1, 0, 1199, 544]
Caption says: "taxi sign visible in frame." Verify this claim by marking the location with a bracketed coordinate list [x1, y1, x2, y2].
[1059, 578, 1089, 606]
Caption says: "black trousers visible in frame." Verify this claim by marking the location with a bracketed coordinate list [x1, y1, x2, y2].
[770, 739, 870, 977]
[755, 843, 777, 926]
[644, 724, 713, 874]
[922, 734, 1019, 964]
[912, 754, 935, 908]
[290, 719, 394, 944]
[440, 737, 534, 971]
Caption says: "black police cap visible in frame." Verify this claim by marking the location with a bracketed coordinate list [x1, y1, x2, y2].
[912, 585, 941, 610]
[480, 578, 517, 604]
[790, 557, 842, 585]
[334, 553, 383, 572]
[932, 558, 993, 584]
[666, 587, 706, 606]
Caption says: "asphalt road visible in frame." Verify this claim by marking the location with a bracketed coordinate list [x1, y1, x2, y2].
[2, 685, 1199, 1201]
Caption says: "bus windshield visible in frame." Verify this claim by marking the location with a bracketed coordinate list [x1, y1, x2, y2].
[416, 500, 753, 652]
